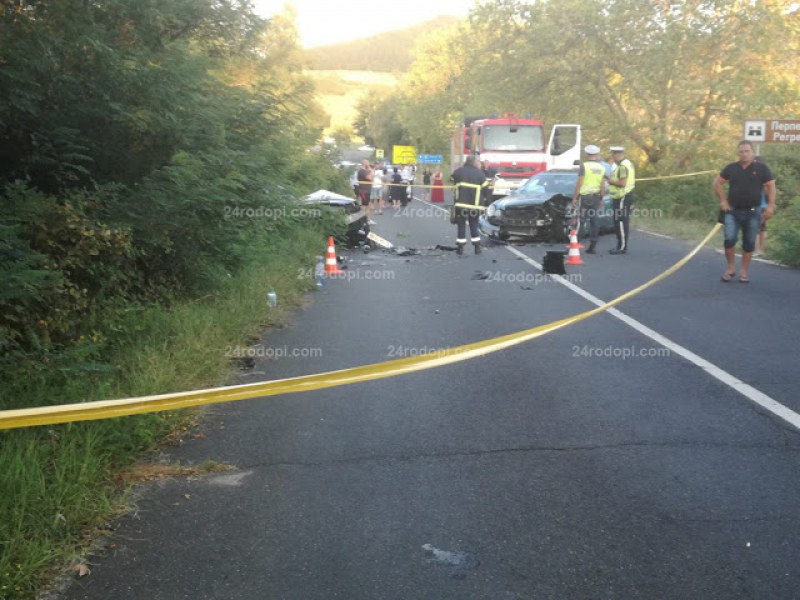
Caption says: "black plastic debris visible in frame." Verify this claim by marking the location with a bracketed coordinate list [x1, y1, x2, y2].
[471, 271, 490, 280]
[543, 250, 567, 275]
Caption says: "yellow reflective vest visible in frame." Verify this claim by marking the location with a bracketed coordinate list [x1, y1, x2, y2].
[452, 164, 489, 210]
[579, 161, 605, 195]
[609, 158, 635, 199]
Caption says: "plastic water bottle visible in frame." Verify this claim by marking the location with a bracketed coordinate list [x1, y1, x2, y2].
[314, 256, 325, 288]
[267, 287, 277, 308]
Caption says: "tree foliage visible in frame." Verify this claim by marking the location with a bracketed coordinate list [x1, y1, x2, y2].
[0, 1, 341, 381]
[386, 0, 800, 174]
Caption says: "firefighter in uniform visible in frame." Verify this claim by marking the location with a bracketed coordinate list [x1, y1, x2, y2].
[607, 145, 635, 254]
[481, 160, 497, 204]
[451, 156, 488, 255]
[571, 145, 606, 254]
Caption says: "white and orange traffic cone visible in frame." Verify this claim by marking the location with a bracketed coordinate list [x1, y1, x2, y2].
[565, 229, 584, 265]
[324, 236, 343, 275]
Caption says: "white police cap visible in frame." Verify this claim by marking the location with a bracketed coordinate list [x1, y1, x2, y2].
[584, 144, 600, 154]
[609, 145, 625, 152]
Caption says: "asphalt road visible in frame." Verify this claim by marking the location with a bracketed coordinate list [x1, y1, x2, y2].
[62, 193, 800, 600]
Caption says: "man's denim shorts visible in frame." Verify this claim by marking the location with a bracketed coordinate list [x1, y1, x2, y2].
[723, 208, 761, 253]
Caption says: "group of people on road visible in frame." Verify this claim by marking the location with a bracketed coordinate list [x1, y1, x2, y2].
[354, 160, 422, 223]
[352, 160, 450, 220]
[570, 139, 776, 281]
[417, 166, 446, 203]
[447, 138, 776, 285]
[352, 136, 776, 284]
[572, 144, 635, 255]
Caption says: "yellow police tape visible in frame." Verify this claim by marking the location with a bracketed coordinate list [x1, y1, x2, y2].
[637, 170, 716, 182]
[362, 169, 717, 189]
[0, 224, 721, 431]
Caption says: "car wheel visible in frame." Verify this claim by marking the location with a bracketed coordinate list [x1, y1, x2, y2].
[549, 227, 569, 244]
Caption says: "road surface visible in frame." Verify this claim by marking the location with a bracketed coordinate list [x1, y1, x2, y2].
[62, 195, 800, 600]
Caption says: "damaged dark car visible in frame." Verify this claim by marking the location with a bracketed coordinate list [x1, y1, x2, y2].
[479, 169, 613, 243]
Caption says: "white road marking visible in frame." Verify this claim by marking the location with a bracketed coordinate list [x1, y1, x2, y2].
[367, 231, 394, 249]
[636, 228, 674, 239]
[418, 197, 449, 213]
[414, 200, 796, 428]
[504, 245, 800, 431]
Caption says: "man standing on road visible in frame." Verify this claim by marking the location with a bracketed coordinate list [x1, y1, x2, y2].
[714, 140, 776, 283]
[607, 146, 635, 254]
[451, 156, 488, 255]
[571, 145, 607, 254]
[357, 160, 376, 225]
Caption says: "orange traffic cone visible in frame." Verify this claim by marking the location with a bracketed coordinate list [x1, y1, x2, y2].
[324, 236, 343, 275]
[565, 229, 584, 265]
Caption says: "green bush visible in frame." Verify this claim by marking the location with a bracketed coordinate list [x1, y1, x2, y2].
[636, 175, 718, 222]
[760, 146, 800, 266]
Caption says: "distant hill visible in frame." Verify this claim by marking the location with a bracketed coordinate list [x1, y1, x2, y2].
[303, 16, 458, 72]
[307, 70, 399, 133]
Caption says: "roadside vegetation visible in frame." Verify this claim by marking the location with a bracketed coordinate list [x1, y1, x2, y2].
[0, 2, 348, 597]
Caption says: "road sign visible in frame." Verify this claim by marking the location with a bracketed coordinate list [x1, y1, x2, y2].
[392, 145, 417, 164]
[743, 120, 766, 142]
[744, 119, 800, 144]
[417, 154, 444, 164]
[376, 149, 384, 158]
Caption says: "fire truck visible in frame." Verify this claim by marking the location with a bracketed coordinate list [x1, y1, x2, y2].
[450, 114, 581, 200]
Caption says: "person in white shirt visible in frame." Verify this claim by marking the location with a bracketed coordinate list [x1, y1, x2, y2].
[371, 164, 384, 215]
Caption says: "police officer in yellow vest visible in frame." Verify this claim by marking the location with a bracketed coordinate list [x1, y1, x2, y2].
[607, 145, 635, 254]
[571, 145, 606, 254]
[451, 156, 488, 255]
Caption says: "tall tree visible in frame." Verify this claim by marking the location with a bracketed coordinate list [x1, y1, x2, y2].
[383, 0, 800, 173]
[466, 0, 800, 171]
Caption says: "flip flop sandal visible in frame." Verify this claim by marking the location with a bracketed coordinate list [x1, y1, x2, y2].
[721, 272, 735, 282]
[739, 276, 750, 283]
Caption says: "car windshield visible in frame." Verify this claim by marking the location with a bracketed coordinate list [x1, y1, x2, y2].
[516, 172, 576, 196]
[482, 125, 544, 151]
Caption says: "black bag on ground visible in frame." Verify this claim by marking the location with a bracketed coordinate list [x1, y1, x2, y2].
[543, 251, 567, 275]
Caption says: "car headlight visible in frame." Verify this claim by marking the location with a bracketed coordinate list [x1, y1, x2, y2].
[486, 204, 499, 217]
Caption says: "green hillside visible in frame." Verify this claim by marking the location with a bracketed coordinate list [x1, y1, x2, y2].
[303, 16, 457, 72]
[307, 70, 398, 134]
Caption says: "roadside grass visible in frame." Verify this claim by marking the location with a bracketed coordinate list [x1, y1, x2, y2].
[635, 215, 724, 248]
[0, 226, 331, 599]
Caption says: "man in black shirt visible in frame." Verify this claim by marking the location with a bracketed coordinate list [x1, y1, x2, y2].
[713, 140, 776, 283]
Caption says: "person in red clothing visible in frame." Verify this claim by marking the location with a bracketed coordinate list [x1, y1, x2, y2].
[431, 166, 445, 203]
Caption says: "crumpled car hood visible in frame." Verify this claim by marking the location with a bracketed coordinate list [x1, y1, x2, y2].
[494, 192, 570, 210]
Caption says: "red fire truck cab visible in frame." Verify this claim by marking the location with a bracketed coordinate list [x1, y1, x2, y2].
[450, 114, 581, 200]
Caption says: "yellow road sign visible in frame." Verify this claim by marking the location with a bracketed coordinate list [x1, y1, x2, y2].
[392, 145, 417, 164]
[376, 149, 384, 158]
